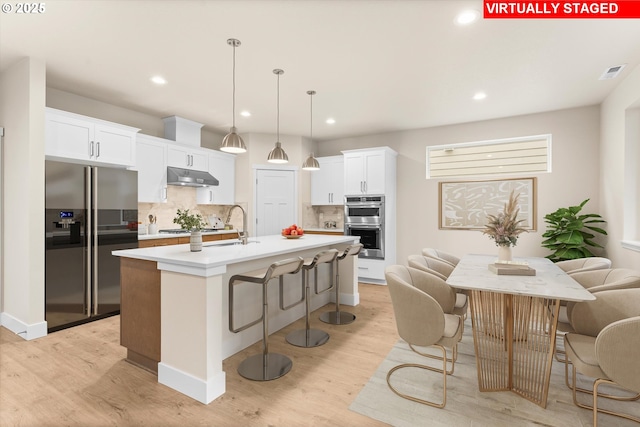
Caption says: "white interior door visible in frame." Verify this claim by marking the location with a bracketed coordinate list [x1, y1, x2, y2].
[255, 168, 296, 236]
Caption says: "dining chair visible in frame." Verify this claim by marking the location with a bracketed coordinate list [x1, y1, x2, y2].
[421, 248, 460, 268]
[563, 288, 640, 426]
[407, 255, 467, 318]
[558, 268, 640, 353]
[384, 265, 463, 408]
[555, 257, 612, 275]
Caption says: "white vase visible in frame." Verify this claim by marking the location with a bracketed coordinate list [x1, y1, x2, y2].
[497, 245, 512, 262]
[190, 230, 202, 252]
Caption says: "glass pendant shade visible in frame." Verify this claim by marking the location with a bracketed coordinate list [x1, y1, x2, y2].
[302, 153, 320, 170]
[268, 142, 288, 163]
[268, 69, 288, 163]
[221, 127, 246, 153]
[221, 38, 247, 154]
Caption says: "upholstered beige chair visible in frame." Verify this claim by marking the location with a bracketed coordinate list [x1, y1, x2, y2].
[384, 265, 463, 408]
[557, 268, 640, 362]
[407, 255, 467, 319]
[564, 289, 640, 426]
[556, 257, 611, 275]
[421, 248, 460, 268]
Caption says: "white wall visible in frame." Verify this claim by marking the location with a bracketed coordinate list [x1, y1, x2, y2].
[600, 63, 640, 268]
[318, 106, 603, 266]
[0, 58, 47, 339]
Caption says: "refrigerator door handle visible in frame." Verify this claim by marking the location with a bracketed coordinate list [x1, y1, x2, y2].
[85, 166, 92, 317]
[92, 167, 99, 316]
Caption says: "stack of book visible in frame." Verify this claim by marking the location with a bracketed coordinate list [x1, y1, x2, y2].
[488, 261, 536, 276]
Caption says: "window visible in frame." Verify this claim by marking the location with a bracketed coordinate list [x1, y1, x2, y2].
[427, 134, 551, 179]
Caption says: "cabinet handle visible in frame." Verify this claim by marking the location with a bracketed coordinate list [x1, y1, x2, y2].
[89, 141, 94, 157]
[209, 190, 213, 203]
[190, 155, 193, 166]
[364, 181, 367, 193]
[162, 187, 167, 201]
[96, 142, 100, 158]
[328, 193, 331, 203]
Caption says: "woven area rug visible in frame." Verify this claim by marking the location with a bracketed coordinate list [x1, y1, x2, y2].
[349, 318, 639, 427]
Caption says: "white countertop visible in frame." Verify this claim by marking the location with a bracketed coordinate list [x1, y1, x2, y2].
[114, 234, 358, 271]
[138, 229, 237, 240]
[304, 227, 344, 233]
[446, 254, 596, 302]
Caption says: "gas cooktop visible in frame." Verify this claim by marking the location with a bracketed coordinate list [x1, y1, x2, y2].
[158, 228, 221, 234]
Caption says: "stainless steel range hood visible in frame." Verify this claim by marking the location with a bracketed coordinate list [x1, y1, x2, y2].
[167, 166, 219, 187]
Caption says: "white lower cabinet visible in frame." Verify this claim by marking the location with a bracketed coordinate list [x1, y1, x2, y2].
[196, 151, 235, 205]
[136, 135, 167, 203]
[357, 258, 388, 284]
[45, 108, 139, 167]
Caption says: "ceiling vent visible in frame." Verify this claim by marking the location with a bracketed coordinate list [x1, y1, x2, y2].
[599, 64, 626, 80]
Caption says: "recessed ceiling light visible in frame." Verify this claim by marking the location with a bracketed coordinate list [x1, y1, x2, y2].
[455, 9, 480, 26]
[240, 110, 251, 117]
[150, 75, 167, 85]
[326, 118, 336, 125]
[473, 92, 487, 100]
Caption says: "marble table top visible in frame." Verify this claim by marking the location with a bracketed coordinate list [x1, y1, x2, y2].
[446, 254, 596, 302]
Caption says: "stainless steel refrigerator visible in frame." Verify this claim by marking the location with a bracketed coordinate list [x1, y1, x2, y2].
[45, 160, 138, 332]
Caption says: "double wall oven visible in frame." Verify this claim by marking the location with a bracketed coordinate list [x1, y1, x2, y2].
[344, 195, 385, 259]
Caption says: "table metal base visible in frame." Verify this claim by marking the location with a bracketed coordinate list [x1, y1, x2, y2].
[286, 328, 330, 348]
[469, 290, 560, 408]
[237, 353, 293, 381]
[319, 310, 356, 325]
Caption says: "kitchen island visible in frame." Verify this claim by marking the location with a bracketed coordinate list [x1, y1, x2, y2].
[112, 234, 359, 404]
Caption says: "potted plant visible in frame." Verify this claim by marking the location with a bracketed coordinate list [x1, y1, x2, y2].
[173, 208, 208, 252]
[541, 199, 607, 262]
[482, 191, 528, 262]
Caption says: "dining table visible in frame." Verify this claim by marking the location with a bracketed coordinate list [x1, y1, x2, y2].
[446, 254, 595, 408]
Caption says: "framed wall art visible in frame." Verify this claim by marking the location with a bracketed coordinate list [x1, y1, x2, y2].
[439, 177, 537, 230]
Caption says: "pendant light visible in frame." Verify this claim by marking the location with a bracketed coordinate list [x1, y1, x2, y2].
[302, 90, 320, 171]
[267, 69, 288, 163]
[220, 38, 247, 154]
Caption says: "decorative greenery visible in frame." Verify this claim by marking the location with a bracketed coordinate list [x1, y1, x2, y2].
[482, 191, 528, 247]
[541, 199, 607, 262]
[173, 208, 207, 231]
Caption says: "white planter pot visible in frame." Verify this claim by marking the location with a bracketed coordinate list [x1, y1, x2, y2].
[190, 230, 203, 252]
[497, 245, 512, 262]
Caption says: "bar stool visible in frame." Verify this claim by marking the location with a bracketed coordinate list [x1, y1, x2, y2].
[286, 249, 338, 348]
[320, 243, 363, 325]
[229, 257, 304, 381]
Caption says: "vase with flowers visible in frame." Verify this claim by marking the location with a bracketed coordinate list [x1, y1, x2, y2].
[482, 191, 528, 262]
[173, 208, 208, 252]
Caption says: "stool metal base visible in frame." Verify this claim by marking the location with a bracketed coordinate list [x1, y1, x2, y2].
[286, 328, 330, 348]
[237, 353, 292, 381]
[320, 310, 356, 325]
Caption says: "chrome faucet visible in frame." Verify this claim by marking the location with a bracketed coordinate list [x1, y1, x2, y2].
[226, 204, 248, 245]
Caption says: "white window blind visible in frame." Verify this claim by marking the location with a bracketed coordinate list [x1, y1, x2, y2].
[427, 134, 551, 179]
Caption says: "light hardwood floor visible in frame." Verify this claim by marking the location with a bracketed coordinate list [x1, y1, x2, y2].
[0, 284, 395, 427]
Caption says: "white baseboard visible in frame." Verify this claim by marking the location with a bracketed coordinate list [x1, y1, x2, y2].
[158, 362, 225, 404]
[0, 312, 47, 340]
[333, 291, 360, 306]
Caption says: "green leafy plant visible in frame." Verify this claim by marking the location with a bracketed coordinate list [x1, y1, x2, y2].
[173, 208, 207, 231]
[541, 199, 607, 262]
[482, 191, 528, 247]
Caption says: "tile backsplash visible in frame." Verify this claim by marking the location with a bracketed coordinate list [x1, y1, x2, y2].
[302, 204, 344, 230]
[138, 186, 245, 231]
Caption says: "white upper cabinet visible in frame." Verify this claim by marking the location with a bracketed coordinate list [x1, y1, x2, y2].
[311, 156, 344, 205]
[196, 150, 236, 205]
[136, 135, 168, 203]
[342, 147, 397, 195]
[167, 144, 208, 171]
[45, 108, 139, 167]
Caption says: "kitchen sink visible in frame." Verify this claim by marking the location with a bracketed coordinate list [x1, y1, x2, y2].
[204, 240, 259, 248]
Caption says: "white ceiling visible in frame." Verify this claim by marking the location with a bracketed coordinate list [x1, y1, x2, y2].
[2, 1, 640, 141]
